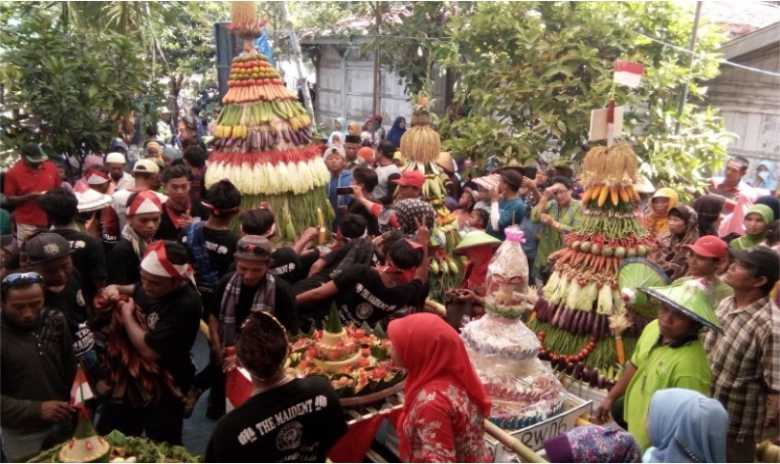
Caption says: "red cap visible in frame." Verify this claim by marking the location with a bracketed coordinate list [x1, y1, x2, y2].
[392, 170, 425, 188]
[357, 146, 375, 162]
[685, 235, 728, 259]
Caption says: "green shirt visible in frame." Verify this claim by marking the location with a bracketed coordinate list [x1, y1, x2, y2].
[623, 320, 712, 450]
[531, 200, 582, 272]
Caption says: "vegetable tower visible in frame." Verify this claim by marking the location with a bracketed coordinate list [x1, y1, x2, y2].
[205, 1, 333, 241]
[528, 142, 655, 389]
[400, 95, 461, 296]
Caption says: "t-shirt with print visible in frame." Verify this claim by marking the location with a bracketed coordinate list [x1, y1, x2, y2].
[333, 264, 428, 327]
[271, 247, 303, 284]
[44, 273, 89, 337]
[180, 225, 238, 303]
[133, 284, 201, 390]
[205, 376, 347, 463]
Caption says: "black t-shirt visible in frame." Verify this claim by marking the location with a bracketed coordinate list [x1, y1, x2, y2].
[107, 239, 140, 285]
[133, 284, 201, 390]
[44, 273, 88, 337]
[348, 201, 379, 236]
[52, 228, 107, 302]
[333, 264, 428, 327]
[271, 247, 302, 284]
[155, 210, 183, 242]
[320, 239, 379, 278]
[212, 273, 300, 336]
[205, 376, 347, 463]
[180, 225, 238, 289]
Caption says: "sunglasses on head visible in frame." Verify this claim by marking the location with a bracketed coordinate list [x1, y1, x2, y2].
[2, 272, 43, 288]
[237, 243, 271, 257]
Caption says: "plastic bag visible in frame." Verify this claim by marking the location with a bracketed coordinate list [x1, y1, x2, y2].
[484, 227, 530, 316]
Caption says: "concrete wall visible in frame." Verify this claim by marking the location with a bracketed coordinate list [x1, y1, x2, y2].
[707, 28, 780, 189]
[312, 44, 416, 133]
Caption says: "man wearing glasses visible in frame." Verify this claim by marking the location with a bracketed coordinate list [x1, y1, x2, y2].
[1, 272, 76, 461]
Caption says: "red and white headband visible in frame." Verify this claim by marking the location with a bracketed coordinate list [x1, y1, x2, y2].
[140, 240, 195, 285]
[127, 190, 162, 216]
[85, 169, 110, 185]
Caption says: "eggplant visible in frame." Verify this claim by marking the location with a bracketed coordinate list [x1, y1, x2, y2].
[564, 362, 574, 375]
[591, 313, 602, 339]
[578, 311, 588, 335]
[562, 308, 573, 331]
[556, 307, 567, 329]
[551, 306, 563, 327]
[597, 375, 608, 389]
[566, 308, 577, 332]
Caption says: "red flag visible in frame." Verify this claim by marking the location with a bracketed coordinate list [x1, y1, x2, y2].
[614, 60, 645, 88]
[225, 367, 253, 412]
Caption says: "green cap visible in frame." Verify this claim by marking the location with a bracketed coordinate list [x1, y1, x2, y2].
[639, 279, 721, 331]
[454, 230, 502, 254]
[745, 204, 774, 224]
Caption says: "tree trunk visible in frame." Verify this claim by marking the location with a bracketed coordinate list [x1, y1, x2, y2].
[281, 1, 316, 126]
[372, 2, 383, 115]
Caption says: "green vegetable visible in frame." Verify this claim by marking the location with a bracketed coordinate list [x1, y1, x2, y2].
[324, 304, 343, 334]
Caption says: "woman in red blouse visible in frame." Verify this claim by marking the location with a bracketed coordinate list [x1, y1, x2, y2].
[388, 313, 492, 462]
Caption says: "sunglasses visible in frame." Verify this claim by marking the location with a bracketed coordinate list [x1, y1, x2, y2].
[237, 243, 271, 257]
[2, 272, 43, 287]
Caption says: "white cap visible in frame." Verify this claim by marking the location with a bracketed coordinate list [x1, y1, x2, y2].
[76, 189, 112, 213]
[132, 159, 160, 175]
[105, 152, 126, 164]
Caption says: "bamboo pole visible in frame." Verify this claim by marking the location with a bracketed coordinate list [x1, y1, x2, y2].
[483, 420, 547, 463]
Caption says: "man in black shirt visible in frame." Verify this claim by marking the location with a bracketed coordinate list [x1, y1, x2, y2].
[206, 235, 300, 419]
[156, 163, 193, 241]
[20, 233, 99, 361]
[108, 190, 162, 285]
[206, 311, 346, 463]
[239, 208, 320, 285]
[1, 272, 76, 461]
[182, 180, 241, 419]
[296, 225, 430, 328]
[97, 240, 201, 445]
[38, 188, 107, 303]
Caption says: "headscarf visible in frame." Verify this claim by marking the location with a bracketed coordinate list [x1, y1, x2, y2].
[643, 388, 728, 463]
[643, 188, 679, 237]
[386, 117, 406, 148]
[730, 203, 775, 251]
[650, 205, 699, 280]
[544, 425, 641, 463]
[388, 313, 490, 460]
[328, 117, 345, 146]
[692, 194, 725, 236]
[755, 195, 780, 222]
[393, 199, 435, 235]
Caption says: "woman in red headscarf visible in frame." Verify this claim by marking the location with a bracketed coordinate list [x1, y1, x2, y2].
[388, 313, 492, 462]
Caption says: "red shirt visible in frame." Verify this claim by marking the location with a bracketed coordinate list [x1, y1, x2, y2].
[3, 160, 60, 226]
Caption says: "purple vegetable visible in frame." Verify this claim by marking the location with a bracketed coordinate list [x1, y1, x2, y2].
[567, 309, 578, 332]
[551, 306, 563, 327]
[573, 362, 584, 380]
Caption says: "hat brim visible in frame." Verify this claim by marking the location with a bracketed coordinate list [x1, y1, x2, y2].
[392, 179, 422, 188]
[639, 287, 720, 331]
[23, 154, 47, 163]
[684, 244, 723, 259]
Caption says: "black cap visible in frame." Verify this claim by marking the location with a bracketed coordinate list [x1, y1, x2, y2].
[344, 134, 361, 144]
[22, 232, 71, 265]
[21, 143, 47, 163]
[731, 246, 780, 286]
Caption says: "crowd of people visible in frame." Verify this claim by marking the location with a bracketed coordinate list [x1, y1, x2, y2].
[1, 112, 779, 463]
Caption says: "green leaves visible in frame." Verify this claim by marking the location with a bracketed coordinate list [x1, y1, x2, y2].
[429, 1, 730, 191]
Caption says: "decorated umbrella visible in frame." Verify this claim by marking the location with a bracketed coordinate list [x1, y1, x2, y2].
[205, 1, 333, 241]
